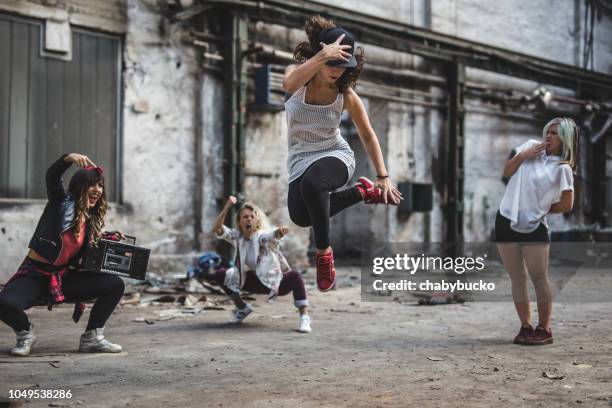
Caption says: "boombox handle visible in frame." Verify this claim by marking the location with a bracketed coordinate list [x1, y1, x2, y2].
[124, 235, 137, 245]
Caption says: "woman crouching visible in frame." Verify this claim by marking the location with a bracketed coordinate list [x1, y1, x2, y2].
[0, 153, 126, 356]
[211, 196, 311, 333]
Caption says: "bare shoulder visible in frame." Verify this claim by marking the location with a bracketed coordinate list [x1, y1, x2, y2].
[343, 87, 363, 111]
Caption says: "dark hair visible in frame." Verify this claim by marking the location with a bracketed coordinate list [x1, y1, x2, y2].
[68, 168, 107, 246]
[293, 15, 365, 92]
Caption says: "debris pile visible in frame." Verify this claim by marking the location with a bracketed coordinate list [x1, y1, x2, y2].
[121, 273, 231, 323]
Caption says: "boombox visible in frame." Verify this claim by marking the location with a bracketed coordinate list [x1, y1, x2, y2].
[81, 235, 150, 280]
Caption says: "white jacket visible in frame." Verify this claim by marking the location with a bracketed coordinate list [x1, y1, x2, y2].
[216, 225, 291, 297]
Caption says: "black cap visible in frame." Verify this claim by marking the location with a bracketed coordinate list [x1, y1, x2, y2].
[316, 26, 357, 68]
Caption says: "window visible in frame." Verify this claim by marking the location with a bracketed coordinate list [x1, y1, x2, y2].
[0, 14, 121, 201]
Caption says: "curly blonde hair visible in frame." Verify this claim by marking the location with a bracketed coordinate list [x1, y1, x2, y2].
[235, 202, 272, 235]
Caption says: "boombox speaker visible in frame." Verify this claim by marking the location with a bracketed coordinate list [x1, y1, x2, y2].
[82, 235, 150, 280]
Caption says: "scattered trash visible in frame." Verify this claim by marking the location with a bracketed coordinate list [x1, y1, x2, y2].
[426, 356, 445, 361]
[186, 279, 210, 294]
[151, 295, 177, 303]
[121, 268, 230, 321]
[120, 292, 141, 306]
[186, 252, 222, 279]
[572, 362, 593, 369]
[543, 371, 567, 380]
[414, 291, 465, 305]
[144, 286, 178, 295]
[49, 362, 60, 368]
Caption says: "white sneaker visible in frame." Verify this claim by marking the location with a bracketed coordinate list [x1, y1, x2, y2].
[10, 325, 36, 357]
[298, 315, 312, 333]
[79, 328, 122, 353]
[228, 304, 253, 324]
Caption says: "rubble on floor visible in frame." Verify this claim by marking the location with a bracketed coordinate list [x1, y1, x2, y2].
[120, 273, 231, 323]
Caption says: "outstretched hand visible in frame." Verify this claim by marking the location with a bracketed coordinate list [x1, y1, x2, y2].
[275, 226, 289, 239]
[375, 178, 403, 205]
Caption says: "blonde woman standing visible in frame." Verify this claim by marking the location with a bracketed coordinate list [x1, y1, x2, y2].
[496, 118, 578, 345]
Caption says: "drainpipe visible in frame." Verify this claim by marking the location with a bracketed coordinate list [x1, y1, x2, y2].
[223, 11, 248, 215]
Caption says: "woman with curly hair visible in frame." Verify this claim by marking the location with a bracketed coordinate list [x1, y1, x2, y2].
[283, 15, 402, 292]
[211, 196, 311, 333]
[0, 153, 126, 356]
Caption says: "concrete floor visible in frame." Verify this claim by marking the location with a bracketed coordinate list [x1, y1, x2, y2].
[1, 267, 611, 408]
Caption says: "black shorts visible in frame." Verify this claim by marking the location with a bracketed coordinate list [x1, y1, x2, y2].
[494, 211, 549, 243]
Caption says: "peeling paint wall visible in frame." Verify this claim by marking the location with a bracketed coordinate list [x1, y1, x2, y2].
[1, 0, 611, 281]
[245, 0, 612, 249]
[0, 0, 223, 280]
[123, 0, 197, 258]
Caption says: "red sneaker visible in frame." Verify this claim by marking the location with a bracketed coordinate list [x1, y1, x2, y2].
[315, 249, 336, 292]
[355, 177, 396, 205]
[524, 326, 553, 345]
[513, 324, 534, 345]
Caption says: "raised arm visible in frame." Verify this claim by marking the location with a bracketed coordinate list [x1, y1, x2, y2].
[274, 226, 289, 240]
[212, 196, 237, 236]
[282, 34, 352, 94]
[344, 88, 402, 205]
[46, 153, 95, 201]
[502, 143, 545, 179]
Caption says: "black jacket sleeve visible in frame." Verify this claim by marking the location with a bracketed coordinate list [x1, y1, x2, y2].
[46, 154, 71, 201]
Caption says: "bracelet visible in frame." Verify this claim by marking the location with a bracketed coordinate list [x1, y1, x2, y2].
[376, 175, 389, 179]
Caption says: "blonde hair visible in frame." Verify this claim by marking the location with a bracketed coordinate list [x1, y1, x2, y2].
[235, 202, 272, 235]
[543, 117, 579, 170]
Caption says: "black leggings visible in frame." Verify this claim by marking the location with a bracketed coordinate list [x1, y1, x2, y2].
[288, 157, 362, 249]
[0, 272, 125, 332]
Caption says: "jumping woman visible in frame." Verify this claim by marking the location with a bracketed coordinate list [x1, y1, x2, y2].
[283, 15, 403, 292]
[212, 196, 312, 333]
[0, 153, 126, 356]
[496, 118, 578, 345]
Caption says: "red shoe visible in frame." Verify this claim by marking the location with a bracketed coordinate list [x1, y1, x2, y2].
[524, 325, 553, 345]
[315, 249, 336, 292]
[513, 324, 534, 345]
[355, 177, 395, 205]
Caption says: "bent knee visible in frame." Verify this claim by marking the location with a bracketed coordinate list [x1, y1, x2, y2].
[107, 275, 125, 294]
[289, 212, 311, 228]
[285, 270, 302, 281]
[0, 293, 23, 313]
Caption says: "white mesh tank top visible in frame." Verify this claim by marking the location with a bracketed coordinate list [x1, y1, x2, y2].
[284, 86, 356, 183]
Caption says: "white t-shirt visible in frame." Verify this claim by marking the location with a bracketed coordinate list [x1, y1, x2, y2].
[242, 238, 258, 271]
[499, 139, 574, 233]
